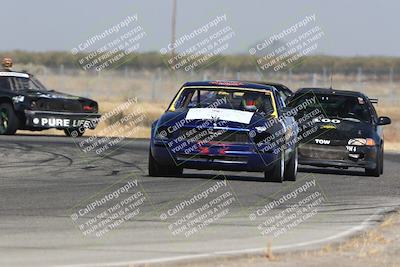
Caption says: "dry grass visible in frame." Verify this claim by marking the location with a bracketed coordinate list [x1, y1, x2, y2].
[18, 100, 167, 138]
[296, 211, 399, 262]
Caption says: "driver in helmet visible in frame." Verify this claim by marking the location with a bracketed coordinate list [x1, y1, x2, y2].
[1, 57, 13, 71]
[241, 92, 263, 112]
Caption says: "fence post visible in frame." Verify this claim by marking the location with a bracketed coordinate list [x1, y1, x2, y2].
[357, 67, 363, 85]
[203, 72, 208, 81]
[59, 64, 65, 90]
[312, 73, 317, 87]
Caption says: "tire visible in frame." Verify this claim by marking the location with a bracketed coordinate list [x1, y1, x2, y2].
[148, 149, 182, 177]
[0, 103, 19, 135]
[284, 148, 298, 181]
[264, 150, 284, 183]
[365, 147, 381, 177]
[64, 128, 84, 137]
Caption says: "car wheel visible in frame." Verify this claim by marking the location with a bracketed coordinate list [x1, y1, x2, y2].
[284, 148, 298, 181]
[264, 150, 284, 183]
[0, 103, 19, 135]
[365, 147, 381, 177]
[64, 128, 84, 137]
[148, 149, 182, 177]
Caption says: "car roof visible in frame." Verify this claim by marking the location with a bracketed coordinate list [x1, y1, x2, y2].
[295, 87, 367, 98]
[244, 81, 292, 91]
[182, 80, 277, 91]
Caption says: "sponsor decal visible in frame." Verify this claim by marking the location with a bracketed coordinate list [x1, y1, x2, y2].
[320, 124, 336, 129]
[32, 117, 98, 128]
[37, 93, 80, 100]
[315, 138, 330, 145]
[0, 72, 29, 78]
[185, 108, 254, 124]
[255, 126, 267, 132]
[346, 145, 356, 152]
[12, 95, 25, 103]
[209, 81, 244, 86]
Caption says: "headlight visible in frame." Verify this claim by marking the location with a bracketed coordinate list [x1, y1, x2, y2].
[348, 138, 376, 146]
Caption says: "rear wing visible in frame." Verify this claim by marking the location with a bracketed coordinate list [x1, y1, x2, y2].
[369, 98, 378, 104]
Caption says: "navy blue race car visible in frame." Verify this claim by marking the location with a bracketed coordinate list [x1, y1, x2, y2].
[288, 88, 391, 177]
[149, 81, 299, 182]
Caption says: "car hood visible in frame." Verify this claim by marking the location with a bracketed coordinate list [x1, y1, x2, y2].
[159, 108, 273, 130]
[20, 89, 86, 101]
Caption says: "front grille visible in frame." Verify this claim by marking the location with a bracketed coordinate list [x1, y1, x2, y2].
[299, 144, 348, 160]
[177, 154, 248, 164]
[179, 128, 249, 144]
[35, 99, 82, 112]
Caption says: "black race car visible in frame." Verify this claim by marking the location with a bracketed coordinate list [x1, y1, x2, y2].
[288, 88, 391, 177]
[0, 70, 101, 136]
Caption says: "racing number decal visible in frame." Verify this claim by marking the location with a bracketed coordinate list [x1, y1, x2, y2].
[313, 118, 341, 124]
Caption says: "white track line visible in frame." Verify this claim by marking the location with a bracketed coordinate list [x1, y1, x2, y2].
[58, 206, 393, 267]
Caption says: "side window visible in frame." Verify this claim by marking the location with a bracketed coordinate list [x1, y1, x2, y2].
[275, 92, 286, 109]
[0, 77, 12, 91]
[368, 102, 378, 123]
[174, 89, 194, 109]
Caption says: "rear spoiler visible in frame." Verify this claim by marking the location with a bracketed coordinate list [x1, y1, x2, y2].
[369, 98, 378, 104]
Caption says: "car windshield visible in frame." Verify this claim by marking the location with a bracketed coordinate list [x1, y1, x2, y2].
[291, 92, 371, 122]
[13, 76, 47, 91]
[172, 87, 275, 115]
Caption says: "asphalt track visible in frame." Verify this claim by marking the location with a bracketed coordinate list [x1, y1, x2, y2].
[0, 135, 399, 267]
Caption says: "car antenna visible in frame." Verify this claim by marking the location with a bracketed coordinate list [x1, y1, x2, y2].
[329, 67, 334, 89]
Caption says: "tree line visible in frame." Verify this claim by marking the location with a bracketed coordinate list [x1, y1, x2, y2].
[1, 50, 399, 75]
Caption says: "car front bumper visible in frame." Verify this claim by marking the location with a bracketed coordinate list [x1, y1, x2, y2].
[298, 143, 378, 169]
[151, 140, 279, 172]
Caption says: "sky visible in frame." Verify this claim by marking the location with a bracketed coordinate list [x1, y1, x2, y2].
[1, 0, 399, 56]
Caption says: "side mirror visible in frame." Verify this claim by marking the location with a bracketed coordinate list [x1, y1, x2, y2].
[377, 116, 391, 125]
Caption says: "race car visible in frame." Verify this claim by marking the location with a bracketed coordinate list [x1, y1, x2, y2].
[288, 87, 391, 177]
[0, 70, 101, 136]
[149, 80, 299, 182]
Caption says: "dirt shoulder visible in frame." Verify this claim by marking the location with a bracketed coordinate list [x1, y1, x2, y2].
[147, 210, 400, 267]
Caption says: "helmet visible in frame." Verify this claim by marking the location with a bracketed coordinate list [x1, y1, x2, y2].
[242, 92, 259, 111]
[2, 57, 13, 70]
